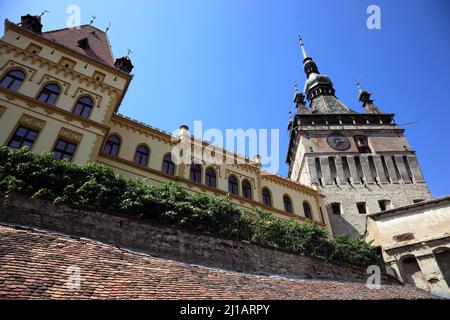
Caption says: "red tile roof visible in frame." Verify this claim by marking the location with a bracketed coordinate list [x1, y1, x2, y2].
[42, 24, 115, 67]
[0, 224, 437, 300]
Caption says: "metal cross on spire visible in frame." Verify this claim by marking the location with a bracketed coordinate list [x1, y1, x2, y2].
[39, 10, 49, 18]
[298, 35, 309, 60]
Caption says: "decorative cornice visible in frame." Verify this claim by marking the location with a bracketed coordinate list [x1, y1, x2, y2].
[261, 173, 323, 198]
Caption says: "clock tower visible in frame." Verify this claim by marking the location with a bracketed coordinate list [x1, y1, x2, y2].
[286, 38, 431, 238]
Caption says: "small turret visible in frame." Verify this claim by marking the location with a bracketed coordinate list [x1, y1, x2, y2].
[293, 83, 310, 115]
[115, 49, 134, 73]
[356, 81, 382, 114]
[19, 14, 43, 34]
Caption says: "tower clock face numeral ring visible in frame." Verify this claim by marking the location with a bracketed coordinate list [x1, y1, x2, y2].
[327, 132, 351, 151]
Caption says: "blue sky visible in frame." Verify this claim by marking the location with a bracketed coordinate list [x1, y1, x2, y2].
[1, 0, 449, 197]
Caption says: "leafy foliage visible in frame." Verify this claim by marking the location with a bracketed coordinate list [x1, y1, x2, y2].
[0, 146, 383, 268]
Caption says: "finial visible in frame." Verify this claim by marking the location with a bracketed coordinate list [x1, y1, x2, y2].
[294, 82, 299, 93]
[298, 35, 309, 60]
[89, 15, 97, 25]
[126, 48, 133, 58]
[356, 80, 363, 93]
[39, 10, 49, 18]
[105, 22, 111, 34]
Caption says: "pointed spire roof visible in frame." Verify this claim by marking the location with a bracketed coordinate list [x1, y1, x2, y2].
[356, 81, 383, 114]
[298, 36, 310, 61]
[296, 36, 354, 114]
[42, 24, 115, 67]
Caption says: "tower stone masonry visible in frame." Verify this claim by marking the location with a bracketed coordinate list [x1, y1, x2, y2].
[286, 38, 432, 238]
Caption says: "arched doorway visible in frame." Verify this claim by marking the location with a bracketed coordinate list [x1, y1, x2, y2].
[400, 255, 427, 290]
[433, 247, 450, 287]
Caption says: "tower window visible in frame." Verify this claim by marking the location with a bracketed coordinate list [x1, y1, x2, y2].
[331, 202, 341, 215]
[190, 164, 202, 183]
[242, 179, 253, 200]
[36, 83, 61, 105]
[354, 136, 371, 153]
[378, 199, 391, 212]
[53, 138, 77, 161]
[357, 202, 367, 214]
[205, 167, 217, 188]
[0, 69, 26, 91]
[8, 126, 38, 150]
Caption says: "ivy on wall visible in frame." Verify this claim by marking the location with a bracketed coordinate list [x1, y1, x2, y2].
[0, 146, 383, 268]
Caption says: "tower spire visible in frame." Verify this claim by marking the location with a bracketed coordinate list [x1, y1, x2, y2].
[298, 36, 310, 61]
[297, 36, 354, 113]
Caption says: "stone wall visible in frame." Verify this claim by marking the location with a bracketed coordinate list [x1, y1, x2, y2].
[0, 192, 399, 285]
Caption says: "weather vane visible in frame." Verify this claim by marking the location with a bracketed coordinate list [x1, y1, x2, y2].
[39, 10, 49, 18]
[105, 22, 111, 34]
[126, 48, 133, 57]
[89, 15, 97, 25]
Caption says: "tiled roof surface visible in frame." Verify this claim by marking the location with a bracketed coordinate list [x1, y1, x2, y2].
[42, 24, 115, 66]
[0, 224, 436, 300]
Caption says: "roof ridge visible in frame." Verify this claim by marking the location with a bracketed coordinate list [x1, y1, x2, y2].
[43, 23, 104, 35]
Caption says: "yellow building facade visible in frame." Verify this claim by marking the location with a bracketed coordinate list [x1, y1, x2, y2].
[0, 15, 331, 231]
[0, 15, 331, 232]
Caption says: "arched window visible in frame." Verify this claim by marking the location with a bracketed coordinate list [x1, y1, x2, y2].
[73, 96, 94, 118]
[303, 201, 313, 219]
[0, 69, 26, 91]
[283, 195, 293, 214]
[134, 145, 149, 166]
[262, 187, 272, 207]
[190, 164, 202, 183]
[242, 180, 252, 200]
[36, 83, 61, 105]
[205, 167, 217, 188]
[228, 175, 239, 195]
[103, 135, 120, 156]
[162, 154, 175, 176]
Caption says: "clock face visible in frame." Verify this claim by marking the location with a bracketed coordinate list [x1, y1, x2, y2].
[327, 133, 351, 151]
